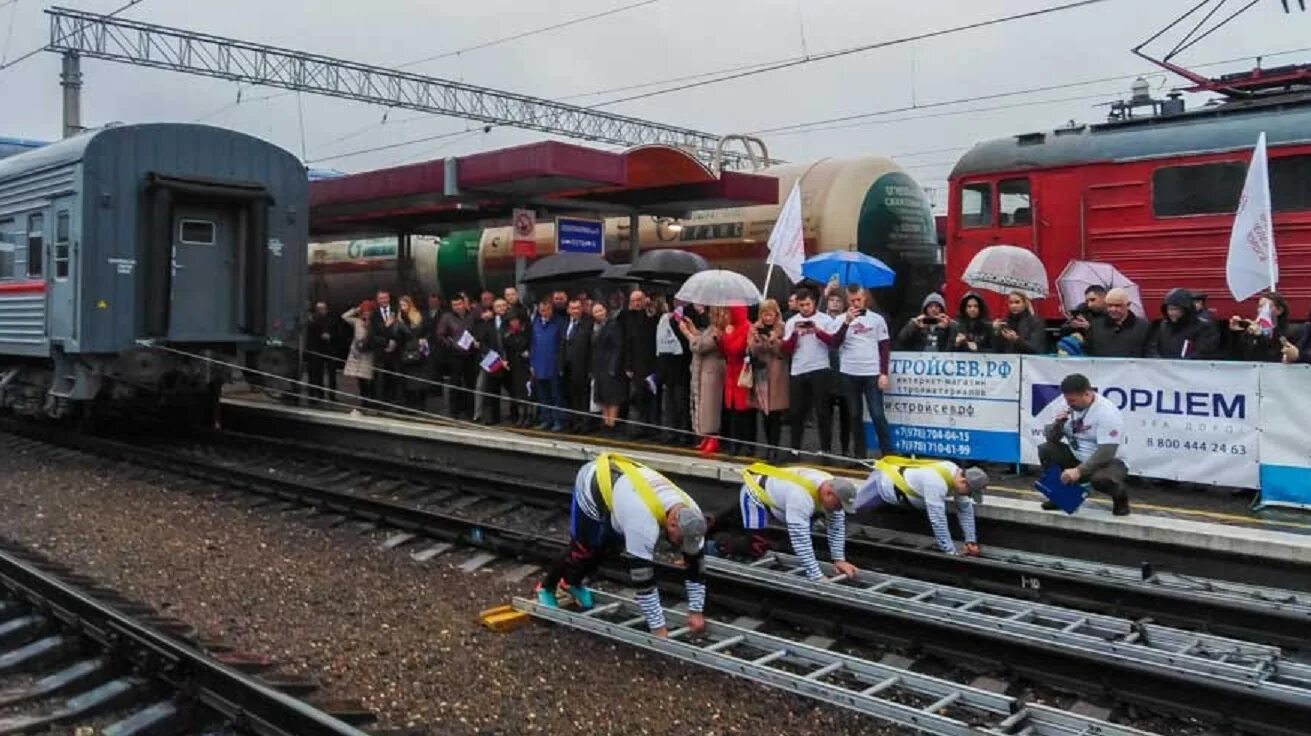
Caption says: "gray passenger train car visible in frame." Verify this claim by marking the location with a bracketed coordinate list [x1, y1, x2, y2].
[0, 123, 306, 419]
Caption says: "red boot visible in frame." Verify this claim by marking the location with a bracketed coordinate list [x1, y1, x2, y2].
[700, 436, 720, 456]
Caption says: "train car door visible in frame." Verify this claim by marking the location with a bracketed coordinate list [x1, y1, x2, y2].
[47, 200, 77, 343]
[169, 206, 237, 339]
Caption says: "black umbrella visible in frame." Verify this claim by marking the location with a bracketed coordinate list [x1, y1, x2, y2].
[601, 262, 638, 282]
[628, 249, 711, 281]
[521, 252, 610, 285]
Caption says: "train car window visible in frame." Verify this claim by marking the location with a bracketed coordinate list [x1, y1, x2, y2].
[0, 242, 14, 280]
[1271, 154, 1311, 212]
[1152, 162, 1245, 217]
[54, 211, 70, 280]
[179, 219, 216, 245]
[26, 213, 43, 278]
[0, 219, 13, 280]
[960, 182, 992, 229]
[999, 179, 1032, 226]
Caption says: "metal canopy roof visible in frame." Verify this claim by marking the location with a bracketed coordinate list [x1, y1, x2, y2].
[309, 141, 778, 235]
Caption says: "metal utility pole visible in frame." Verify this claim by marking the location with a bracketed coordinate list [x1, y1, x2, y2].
[44, 7, 779, 169]
[60, 51, 82, 138]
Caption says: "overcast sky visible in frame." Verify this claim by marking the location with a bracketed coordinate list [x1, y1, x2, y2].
[3, 0, 1308, 206]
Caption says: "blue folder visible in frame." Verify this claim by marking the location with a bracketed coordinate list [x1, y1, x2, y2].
[1035, 467, 1090, 514]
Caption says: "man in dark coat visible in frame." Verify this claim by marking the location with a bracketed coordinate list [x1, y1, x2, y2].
[895, 293, 955, 352]
[620, 289, 658, 438]
[425, 293, 447, 399]
[305, 301, 343, 404]
[368, 290, 402, 403]
[1062, 285, 1106, 339]
[1147, 288, 1219, 360]
[435, 293, 479, 420]
[1084, 288, 1150, 358]
[472, 299, 511, 424]
[558, 298, 593, 431]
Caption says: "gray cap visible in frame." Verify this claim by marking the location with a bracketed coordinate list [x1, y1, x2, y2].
[963, 467, 989, 504]
[828, 477, 858, 514]
[675, 507, 707, 556]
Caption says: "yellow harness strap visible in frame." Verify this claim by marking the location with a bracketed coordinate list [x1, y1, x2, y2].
[594, 453, 693, 522]
[873, 456, 956, 499]
[740, 462, 829, 510]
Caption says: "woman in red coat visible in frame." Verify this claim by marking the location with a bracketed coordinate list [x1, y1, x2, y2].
[719, 305, 757, 456]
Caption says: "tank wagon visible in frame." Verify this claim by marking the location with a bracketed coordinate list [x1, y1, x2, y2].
[309, 156, 942, 324]
[0, 123, 306, 420]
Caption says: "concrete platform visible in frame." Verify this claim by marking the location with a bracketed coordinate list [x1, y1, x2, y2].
[219, 394, 1311, 574]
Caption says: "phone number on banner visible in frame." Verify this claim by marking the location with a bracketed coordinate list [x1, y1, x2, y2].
[1144, 438, 1250, 455]
[893, 427, 971, 457]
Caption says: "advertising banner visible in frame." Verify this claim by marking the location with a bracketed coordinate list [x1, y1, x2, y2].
[1020, 358, 1261, 488]
[1257, 363, 1311, 509]
[880, 352, 1022, 462]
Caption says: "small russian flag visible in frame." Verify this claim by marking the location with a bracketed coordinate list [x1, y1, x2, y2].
[479, 350, 506, 374]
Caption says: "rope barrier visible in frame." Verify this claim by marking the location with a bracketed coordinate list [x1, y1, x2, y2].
[151, 343, 877, 471]
[297, 345, 877, 469]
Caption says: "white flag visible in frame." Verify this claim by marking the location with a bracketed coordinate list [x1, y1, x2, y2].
[766, 182, 805, 284]
[1226, 132, 1278, 302]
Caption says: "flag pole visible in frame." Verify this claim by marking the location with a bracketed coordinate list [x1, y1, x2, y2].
[762, 262, 775, 300]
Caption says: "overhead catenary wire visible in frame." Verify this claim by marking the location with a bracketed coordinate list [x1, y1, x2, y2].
[310, 38, 1310, 173]
[587, 0, 1117, 108]
[306, 127, 485, 164]
[398, 0, 664, 68]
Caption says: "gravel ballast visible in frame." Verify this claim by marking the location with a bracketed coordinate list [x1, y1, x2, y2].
[0, 443, 901, 735]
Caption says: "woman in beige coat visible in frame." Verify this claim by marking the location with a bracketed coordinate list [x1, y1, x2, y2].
[679, 305, 726, 456]
[748, 298, 790, 461]
[341, 300, 377, 414]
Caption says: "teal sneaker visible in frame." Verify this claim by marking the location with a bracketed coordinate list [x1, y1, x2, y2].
[534, 584, 559, 608]
[567, 585, 594, 610]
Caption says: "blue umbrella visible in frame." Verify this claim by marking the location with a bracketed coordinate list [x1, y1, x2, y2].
[801, 251, 896, 288]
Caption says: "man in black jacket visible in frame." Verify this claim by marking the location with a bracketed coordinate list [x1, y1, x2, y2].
[305, 301, 342, 405]
[369, 290, 401, 403]
[1147, 288, 1219, 360]
[1084, 288, 1149, 358]
[435, 293, 478, 420]
[558, 298, 592, 431]
[621, 290, 658, 438]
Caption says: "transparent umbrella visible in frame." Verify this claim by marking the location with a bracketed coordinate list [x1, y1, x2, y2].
[674, 269, 761, 306]
[962, 245, 1049, 299]
[1057, 260, 1144, 317]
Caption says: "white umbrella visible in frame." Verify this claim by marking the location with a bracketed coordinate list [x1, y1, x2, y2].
[1056, 260, 1145, 317]
[962, 245, 1049, 298]
[674, 269, 761, 306]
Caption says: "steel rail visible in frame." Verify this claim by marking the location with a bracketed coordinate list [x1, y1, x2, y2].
[515, 591, 1156, 736]
[10, 423, 1311, 735]
[0, 543, 369, 736]
[208, 421, 1311, 650]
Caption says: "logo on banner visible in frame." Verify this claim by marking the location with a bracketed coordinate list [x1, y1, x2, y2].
[1029, 382, 1246, 420]
[1030, 383, 1064, 416]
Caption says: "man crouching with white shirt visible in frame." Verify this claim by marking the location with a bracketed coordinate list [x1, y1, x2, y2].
[1039, 373, 1131, 516]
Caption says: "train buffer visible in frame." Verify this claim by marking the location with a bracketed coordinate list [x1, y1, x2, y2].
[513, 590, 1154, 736]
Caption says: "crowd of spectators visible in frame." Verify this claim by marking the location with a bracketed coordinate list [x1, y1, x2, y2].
[301, 280, 1311, 459]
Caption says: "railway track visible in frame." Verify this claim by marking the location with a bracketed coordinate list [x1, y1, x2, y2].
[5, 421, 1310, 736]
[0, 536, 374, 736]
[199, 423, 1311, 649]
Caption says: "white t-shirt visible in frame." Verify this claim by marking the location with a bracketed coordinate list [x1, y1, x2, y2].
[839, 311, 890, 376]
[572, 462, 703, 561]
[1059, 395, 1125, 462]
[783, 312, 837, 376]
[743, 467, 833, 526]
